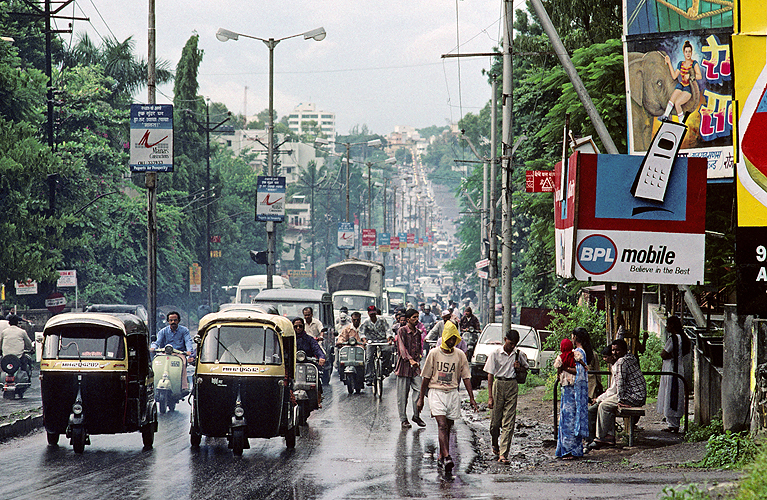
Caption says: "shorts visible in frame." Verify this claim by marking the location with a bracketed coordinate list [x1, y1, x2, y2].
[428, 388, 461, 420]
[674, 82, 692, 94]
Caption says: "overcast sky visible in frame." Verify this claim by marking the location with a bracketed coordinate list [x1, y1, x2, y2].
[64, 0, 511, 136]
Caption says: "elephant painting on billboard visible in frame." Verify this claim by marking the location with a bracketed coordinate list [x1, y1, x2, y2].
[628, 51, 700, 151]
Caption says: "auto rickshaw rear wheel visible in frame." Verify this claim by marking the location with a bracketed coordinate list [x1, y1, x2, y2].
[168, 399, 176, 412]
[231, 428, 245, 456]
[71, 427, 86, 454]
[47, 432, 59, 445]
[2, 391, 12, 399]
[346, 376, 354, 395]
[141, 423, 154, 448]
[157, 392, 167, 414]
[190, 427, 202, 447]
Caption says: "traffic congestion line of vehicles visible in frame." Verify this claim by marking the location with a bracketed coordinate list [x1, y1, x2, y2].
[29, 260, 549, 456]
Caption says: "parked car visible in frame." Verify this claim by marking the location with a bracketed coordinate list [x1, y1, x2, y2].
[469, 323, 542, 389]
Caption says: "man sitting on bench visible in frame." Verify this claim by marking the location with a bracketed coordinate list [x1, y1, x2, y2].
[589, 339, 646, 449]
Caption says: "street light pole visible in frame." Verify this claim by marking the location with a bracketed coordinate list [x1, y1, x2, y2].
[216, 26, 326, 288]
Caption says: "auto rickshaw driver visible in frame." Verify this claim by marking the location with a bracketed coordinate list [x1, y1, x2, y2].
[151, 311, 195, 390]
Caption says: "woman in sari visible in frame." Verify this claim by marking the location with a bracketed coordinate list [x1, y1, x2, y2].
[657, 315, 690, 432]
[554, 330, 590, 458]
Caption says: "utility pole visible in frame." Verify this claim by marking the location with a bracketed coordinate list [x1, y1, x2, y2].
[501, 0, 513, 333]
[489, 75, 498, 326]
[185, 103, 230, 307]
[147, 0, 157, 338]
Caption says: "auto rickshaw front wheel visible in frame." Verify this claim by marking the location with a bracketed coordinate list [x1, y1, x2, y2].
[47, 432, 59, 446]
[190, 427, 202, 447]
[231, 428, 245, 456]
[71, 427, 86, 454]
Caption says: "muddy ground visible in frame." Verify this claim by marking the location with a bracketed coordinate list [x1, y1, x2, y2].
[462, 385, 713, 475]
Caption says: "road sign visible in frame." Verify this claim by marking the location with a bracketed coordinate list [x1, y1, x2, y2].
[475, 258, 490, 269]
[477, 270, 489, 279]
[379, 232, 391, 253]
[130, 104, 174, 172]
[14, 280, 37, 295]
[256, 176, 286, 222]
[525, 170, 556, 193]
[338, 222, 355, 249]
[190, 263, 201, 293]
[45, 292, 67, 314]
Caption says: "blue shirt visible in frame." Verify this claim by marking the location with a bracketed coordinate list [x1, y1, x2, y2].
[152, 324, 194, 354]
[296, 332, 325, 361]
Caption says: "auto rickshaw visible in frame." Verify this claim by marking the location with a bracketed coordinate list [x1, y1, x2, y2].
[190, 310, 297, 455]
[40, 312, 158, 453]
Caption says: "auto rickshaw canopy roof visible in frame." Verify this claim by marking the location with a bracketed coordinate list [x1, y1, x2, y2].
[43, 312, 149, 338]
[198, 310, 295, 337]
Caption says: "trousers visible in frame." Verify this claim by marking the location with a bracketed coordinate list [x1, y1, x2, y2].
[490, 378, 518, 458]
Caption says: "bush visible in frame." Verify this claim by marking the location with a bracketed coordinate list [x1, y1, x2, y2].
[685, 413, 724, 443]
[660, 484, 712, 500]
[640, 333, 663, 399]
[738, 442, 767, 499]
[545, 302, 607, 354]
[698, 431, 758, 469]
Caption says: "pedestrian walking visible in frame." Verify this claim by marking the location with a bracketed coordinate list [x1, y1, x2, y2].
[395, 309, 425, 429]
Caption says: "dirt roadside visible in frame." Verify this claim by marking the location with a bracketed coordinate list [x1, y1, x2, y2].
[463, 384, 723, 475]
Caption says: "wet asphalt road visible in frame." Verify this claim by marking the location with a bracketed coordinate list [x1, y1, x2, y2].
[0, 371, 743, 500]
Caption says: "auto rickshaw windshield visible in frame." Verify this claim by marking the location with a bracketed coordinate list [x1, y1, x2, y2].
[200, 325, 282, 364]
[43, 326, 126, 360]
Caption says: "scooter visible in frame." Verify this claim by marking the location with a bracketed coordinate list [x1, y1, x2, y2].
[294, 351, 321, 427]
[461, 326, 479, 362]
[152, 345, 190, 413]
[2, 351, 33, 399]
[337, 338, 365, 395]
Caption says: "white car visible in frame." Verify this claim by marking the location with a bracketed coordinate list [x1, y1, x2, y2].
[469, 323, 542, 389]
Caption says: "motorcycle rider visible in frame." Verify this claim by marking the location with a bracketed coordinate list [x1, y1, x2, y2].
[303, 306, 323, 341]
[151, 311, 194, 391]
[293, 317, 326, 408]
[419, 305, 437, 333]
[459, 306, 481, 332]
[337, 311, 365, 346]
[0, 314, 32, 374]
[360, 305, 393, 385]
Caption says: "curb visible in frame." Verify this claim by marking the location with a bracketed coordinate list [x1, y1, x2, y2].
[0, 414, 44, 442]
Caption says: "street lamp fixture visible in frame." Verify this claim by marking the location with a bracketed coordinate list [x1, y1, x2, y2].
[217, 26, 326, 289]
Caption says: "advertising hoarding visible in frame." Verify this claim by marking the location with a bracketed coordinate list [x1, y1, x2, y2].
[130, 104, 173, 172]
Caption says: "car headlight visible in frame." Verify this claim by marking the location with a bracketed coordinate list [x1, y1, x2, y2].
[234, 406, 245, 418]
[475, 354, 487, 364]
[72, 403, 83, 416]
[528, 359, 535, 367]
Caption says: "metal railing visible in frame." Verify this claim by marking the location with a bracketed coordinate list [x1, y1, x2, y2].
[553, 370, 690, 438]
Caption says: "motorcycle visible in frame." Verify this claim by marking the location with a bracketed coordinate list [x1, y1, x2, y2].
[294, 351, 321, 427]
[461, 326, 479, 363]
[152, 344, 191, 413]
[338, 338, 365, 395]
[1, 351, 33, 399]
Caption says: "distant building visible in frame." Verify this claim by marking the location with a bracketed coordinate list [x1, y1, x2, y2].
[213, 129, 325, 184]
[287, 103, 336, 138]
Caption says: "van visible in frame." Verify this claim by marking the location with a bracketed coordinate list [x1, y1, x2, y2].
[234, 275, 292, 304]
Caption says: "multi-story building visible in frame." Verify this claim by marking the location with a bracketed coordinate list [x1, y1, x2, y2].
[287, 103, 336, 138]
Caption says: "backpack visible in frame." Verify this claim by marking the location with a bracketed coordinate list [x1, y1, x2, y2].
[514, 350, 528, 384]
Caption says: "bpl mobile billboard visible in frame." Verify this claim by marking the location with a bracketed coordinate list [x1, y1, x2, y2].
[555, 152, 707, 284]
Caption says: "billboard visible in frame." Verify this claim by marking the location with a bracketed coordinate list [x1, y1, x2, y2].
[337, 222, 355, 249]
[624, 29, 733, 178]
[733, 0, 767, 315]
[379, 232, 391, 253]
[130, 104, 173, 172]
[256, 176, 286, 222]
[555, 153, 707, 284]
[362, 229, 377, 251]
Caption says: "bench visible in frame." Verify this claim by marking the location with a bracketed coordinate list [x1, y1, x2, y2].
[616, 407, 645, 446]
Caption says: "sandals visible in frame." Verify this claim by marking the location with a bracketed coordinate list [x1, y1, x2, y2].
[491, 446, 500, 456]
[498, 456, 510, 464]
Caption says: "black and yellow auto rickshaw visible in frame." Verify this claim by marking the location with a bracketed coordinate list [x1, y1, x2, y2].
[40, 312, 158, 453]
[190, 309, 297, 455]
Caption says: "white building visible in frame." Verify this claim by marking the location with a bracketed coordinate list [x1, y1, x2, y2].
[287, 103, 336, 138]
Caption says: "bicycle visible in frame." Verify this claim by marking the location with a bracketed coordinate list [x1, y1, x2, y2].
[367, 341, 391, 399]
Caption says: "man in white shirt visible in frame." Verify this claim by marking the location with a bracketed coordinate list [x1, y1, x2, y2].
[483, 329, 529, 464]
[588, 345, 617, 445]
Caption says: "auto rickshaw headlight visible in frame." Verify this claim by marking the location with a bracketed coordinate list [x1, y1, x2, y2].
[164, 345, 174, 355]
[296, 350, 306, 362]
[234, 406, 245, 418]
[349, 337, 357, 346]
[72, 403, 83, 415]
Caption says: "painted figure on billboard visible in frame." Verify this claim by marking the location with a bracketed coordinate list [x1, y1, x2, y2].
[660, 41, 703, 123]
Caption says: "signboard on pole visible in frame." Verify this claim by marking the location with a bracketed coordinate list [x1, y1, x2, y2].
[130, 104, 174, 172]
[407, 233, 415, 247]
[14, 280, 37, 295]
[45, 292, 67, 314]
[338, 222, 355, 249]
[362, 229, 377, 251]
[526, 170, 556, 193]
[379, 232, 391, 253]
[398, 232, 407, 249]
[256, 176, 286, 222]
[288, 269, 312, 277]
[189, 263, 202, 293]
[57, 270, 77, 287]
[390, 234, 399, 250]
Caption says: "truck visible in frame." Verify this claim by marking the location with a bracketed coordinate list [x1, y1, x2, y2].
[326, 258, 385, 319]
[233, 275, 292, 304]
